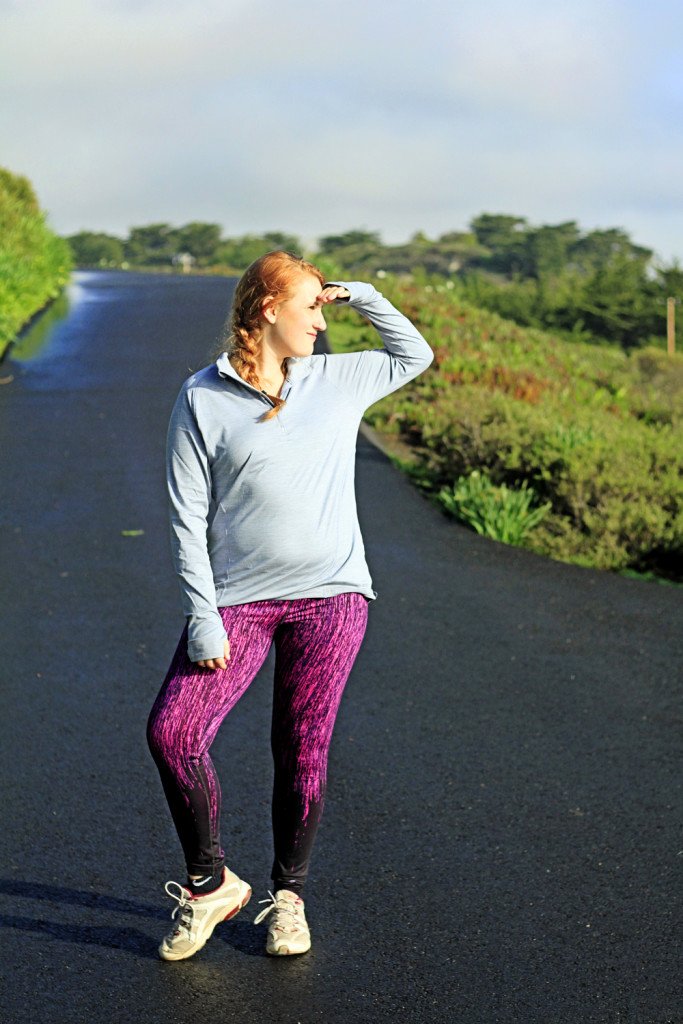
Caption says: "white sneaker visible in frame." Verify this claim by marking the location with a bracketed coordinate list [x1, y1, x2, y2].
[253, 888, 311, 955]
[158, 867, 251, 961]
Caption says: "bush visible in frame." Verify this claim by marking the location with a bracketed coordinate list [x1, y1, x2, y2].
[439, 470, 552, 544]
[0, 166, 72, 356]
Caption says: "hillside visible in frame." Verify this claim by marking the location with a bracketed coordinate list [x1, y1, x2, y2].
[325, 277, 683, 581]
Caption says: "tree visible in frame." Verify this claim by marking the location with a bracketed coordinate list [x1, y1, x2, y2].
[66, 231, 124, 267]
[525, 221, 581, 279]
[214, 233, 302, 271]
[469, 213, 527, 248]
[124, 223, 179, 265]
[574, 253, 658, 348]
[437, 230, 479, 247]
[175, 222, 222, 265]
[0, 167, 40, 214]
[571, 228, 653, 275]
[317, 230, 382, 254]
[656, 260, 683, 300]
[469, 213, 529, 274]
[260, 231, 302, 253]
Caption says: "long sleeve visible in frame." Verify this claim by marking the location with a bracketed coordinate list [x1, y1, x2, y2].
[166, 382, 228, 661]
[323, 281, 434, 412]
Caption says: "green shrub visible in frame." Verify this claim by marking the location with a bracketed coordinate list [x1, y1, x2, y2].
[0, 166, 72, 356]
[439, 470, 552, 544]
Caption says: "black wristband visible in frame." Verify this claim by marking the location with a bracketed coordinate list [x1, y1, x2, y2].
[322, 283, 350, 301]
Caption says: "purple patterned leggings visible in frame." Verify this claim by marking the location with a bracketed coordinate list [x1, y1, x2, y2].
[147, 592, 369, 895]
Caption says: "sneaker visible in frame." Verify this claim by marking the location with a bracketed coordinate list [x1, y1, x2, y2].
[158, 866, 251, 961]
[253, 888, 311, 955]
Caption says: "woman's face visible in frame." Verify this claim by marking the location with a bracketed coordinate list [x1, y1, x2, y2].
[264, 273, 327, 359]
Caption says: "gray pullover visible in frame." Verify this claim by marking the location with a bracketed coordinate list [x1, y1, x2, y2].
[167, 280, 434, 661]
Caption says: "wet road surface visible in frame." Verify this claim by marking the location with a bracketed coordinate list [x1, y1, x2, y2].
[0, 271, 681, 1024]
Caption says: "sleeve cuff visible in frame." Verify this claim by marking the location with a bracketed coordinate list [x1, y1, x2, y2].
[186, 621, 228, 663]
[324, 280, 380, 306]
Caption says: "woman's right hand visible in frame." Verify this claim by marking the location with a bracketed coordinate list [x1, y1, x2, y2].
[196, 638, 231, 671]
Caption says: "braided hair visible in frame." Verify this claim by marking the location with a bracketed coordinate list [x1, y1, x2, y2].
[219, 250, 325, 421]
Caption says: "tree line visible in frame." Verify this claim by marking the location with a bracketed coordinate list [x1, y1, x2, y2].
[65, 215, 682, 350]
[66, 224, 300, 275]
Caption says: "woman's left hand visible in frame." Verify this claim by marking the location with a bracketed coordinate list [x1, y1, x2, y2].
[319, 284, 351, 304]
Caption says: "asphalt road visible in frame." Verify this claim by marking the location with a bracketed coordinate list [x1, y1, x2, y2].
[0, 270, 681, 1024]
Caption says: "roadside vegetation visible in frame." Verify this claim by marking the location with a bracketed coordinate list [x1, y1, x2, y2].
[325, 278, 682, 583]
[0, 167, 72, 358]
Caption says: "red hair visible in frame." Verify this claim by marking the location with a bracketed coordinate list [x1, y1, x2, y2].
[222, 251, 325, 421]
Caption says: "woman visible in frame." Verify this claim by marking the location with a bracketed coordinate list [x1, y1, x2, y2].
[147, 250, 433, 960]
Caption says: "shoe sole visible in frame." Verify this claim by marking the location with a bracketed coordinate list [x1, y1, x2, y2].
[159, 883, 252, 962]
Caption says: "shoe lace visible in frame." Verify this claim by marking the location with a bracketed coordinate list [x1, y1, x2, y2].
[164, 880, 194, 935]
[253, 890, 278, 925]
[253, 890, 303, 929]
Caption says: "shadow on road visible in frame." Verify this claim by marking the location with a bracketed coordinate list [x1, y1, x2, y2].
[0, 878, 263, 960]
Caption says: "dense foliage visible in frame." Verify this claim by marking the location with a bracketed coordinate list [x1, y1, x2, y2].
[67, 215, 681, 352]
[316, 219, 681, 351]
[325, 277, 683, 582]
[0, 167, 72, 357]
[66, 223, 302, 273]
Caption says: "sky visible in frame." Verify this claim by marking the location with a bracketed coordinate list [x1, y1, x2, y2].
[1, 0, 682, 262]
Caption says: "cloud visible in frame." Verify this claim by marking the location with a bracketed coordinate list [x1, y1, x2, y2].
[0, 0, 681, 260]
[442, 2, 634, 122]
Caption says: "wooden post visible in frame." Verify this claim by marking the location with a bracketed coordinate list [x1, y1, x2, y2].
[667, 297, 676, 356]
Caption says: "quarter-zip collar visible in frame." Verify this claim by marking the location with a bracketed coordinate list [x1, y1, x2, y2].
[216, 351, 316, 400]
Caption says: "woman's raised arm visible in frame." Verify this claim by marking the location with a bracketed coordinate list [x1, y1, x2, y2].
[321, 281, 434, 412]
